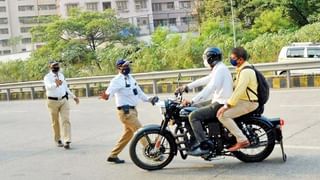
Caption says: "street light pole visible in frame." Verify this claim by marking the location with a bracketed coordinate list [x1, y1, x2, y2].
[230, 0, 236, 47]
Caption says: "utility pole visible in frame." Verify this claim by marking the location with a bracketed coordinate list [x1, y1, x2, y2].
[230, 0, 236, 47]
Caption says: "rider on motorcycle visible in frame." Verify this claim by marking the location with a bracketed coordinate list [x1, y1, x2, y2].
[176, 47, 233, 156]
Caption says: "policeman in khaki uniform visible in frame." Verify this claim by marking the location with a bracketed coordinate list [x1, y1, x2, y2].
[44, 61, 79, 149]
[100, 59, 158, 164]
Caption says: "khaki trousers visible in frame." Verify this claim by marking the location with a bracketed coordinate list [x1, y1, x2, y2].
[110, 108, 147, 158]
[47, 98, 71, 143]
[218, 100, 259, 142]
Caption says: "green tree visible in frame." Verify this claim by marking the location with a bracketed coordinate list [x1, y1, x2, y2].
[31, 9, 137, 72]
[251, 8, 297, 36]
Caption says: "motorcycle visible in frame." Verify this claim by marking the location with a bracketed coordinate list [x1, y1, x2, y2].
[129, 91, 287, 171]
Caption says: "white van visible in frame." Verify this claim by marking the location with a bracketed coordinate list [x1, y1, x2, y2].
[278, 42, 320, 74]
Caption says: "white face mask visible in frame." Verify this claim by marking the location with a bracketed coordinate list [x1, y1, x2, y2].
[203, 55, 210, 68]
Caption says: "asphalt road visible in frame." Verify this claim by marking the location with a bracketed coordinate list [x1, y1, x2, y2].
[0, 88, 320, 180]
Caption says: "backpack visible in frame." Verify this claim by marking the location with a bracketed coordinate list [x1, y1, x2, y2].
[241, 66, 270, 114]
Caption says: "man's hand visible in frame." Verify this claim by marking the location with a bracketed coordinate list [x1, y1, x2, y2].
[175, 85, 189, 94]
[217, 106, 228, 118]
[74, 97, 80, 104]
[55, 79, 63, 87]
[148, 96, 159, 105]
[99, 92, 109, 100]
[181, 99, 191, 107]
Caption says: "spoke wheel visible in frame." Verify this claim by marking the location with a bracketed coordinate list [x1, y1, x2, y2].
[129, 130, 175, 170]
[233, 118, 275, 162]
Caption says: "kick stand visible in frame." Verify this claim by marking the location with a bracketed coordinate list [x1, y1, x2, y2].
[279, 139, 287, 162]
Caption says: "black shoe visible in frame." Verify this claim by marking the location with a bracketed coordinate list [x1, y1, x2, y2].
[64, 142, 71, 149]
[56, 140, 63, 147]
[107, 157, 125, 164]
[188, 147, 209, 156]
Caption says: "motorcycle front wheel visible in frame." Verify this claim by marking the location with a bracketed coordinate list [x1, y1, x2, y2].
[129, 129, 176, 171]
[233, 118, 275, 162]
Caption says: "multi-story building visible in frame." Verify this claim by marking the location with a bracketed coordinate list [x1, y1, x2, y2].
[0, 0, 57, 55]
[151, 0, 197, 32]
[0, 0, 198, 55]
[57, 0, 154, 35]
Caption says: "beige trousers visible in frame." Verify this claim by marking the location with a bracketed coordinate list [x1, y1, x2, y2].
[110, 108, 147, 158]
[218, 100, 259, 142]
[47, 98, 71, 143]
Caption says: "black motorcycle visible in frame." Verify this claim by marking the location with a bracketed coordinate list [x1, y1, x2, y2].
[129, 92, 287, 171]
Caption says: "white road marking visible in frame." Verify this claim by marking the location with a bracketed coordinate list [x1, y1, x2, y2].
[284, 145, 320, 150]
[280, 104, 320, 107]
[0, 111, 28, 114]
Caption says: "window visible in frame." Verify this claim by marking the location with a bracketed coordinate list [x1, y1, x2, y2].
[119, 18, 129, 23]
[286, 48, 304, 58]
[21, 38, 32, 44]
[0, 6, 6, 12]
[0, 28, 8, 34]
[0, 17, 8, 24]
[116, 1, 128, 11]
[169, 18, 176, 25]
[179, 1, 191, 9]
[167, 2, 174, 9]
[18, 5, 34, 11]
[137, 17, 148, 26]
[307, 48, 320, 58]
[135, 0, 147, 10]
[181, 17, 192, 24]
[86, 2, 98, 11]
[102, 2, 111, 10]
[154, 19, 168, 27]
[38, 4, 56, 11]
[1, 39, 9, 47]
[66, 3, 78, 15]
[152, 3, 162, 11]
[21, 27, 32, 33]
[3, 50, 11, 55]
[19, 16, 37, 24]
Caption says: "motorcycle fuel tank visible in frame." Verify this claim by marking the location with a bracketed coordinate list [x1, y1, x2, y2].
[179, 107, 198, 117]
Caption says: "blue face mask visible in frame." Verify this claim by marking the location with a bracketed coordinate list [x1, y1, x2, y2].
[230, 58, 238, 66]
[121, 67, 131, 75]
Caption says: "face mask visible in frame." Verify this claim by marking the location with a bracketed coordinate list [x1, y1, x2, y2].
[230, 58, 238, 66]
[121, 67, 131, 75]
[52, 67, 60, 73]
[203, 59, 211, 68]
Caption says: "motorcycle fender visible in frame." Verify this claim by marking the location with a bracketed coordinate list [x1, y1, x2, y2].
[134, 124, 178, 155]
[242, 116, 282, 142]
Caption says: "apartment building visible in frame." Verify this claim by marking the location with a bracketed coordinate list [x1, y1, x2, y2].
[57, 0, 154, 35]
[152, 0, 197, 32]
[0, 0, 57, 55]
[0, 0, 198, 55]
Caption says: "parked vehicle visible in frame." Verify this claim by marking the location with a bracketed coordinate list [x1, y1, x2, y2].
[278, 42, 320, 75]
[129, 92, 286, 171]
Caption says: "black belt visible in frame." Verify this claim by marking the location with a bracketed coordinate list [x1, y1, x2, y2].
[117, 106, 135, 110]
[48, 94, 68, 101]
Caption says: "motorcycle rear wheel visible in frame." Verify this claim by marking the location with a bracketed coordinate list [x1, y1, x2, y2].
[129, 129, 176, 171]
[233, 118, 275, 162]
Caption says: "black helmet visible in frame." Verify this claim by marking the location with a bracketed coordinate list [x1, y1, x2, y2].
[203, 47, 222, 66]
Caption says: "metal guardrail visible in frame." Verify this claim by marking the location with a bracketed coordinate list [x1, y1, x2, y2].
[0, 60, 320, 101]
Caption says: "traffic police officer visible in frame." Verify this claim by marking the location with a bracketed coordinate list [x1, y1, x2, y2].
[100, 59, 158, 164]
[44, 61, 79, 149]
